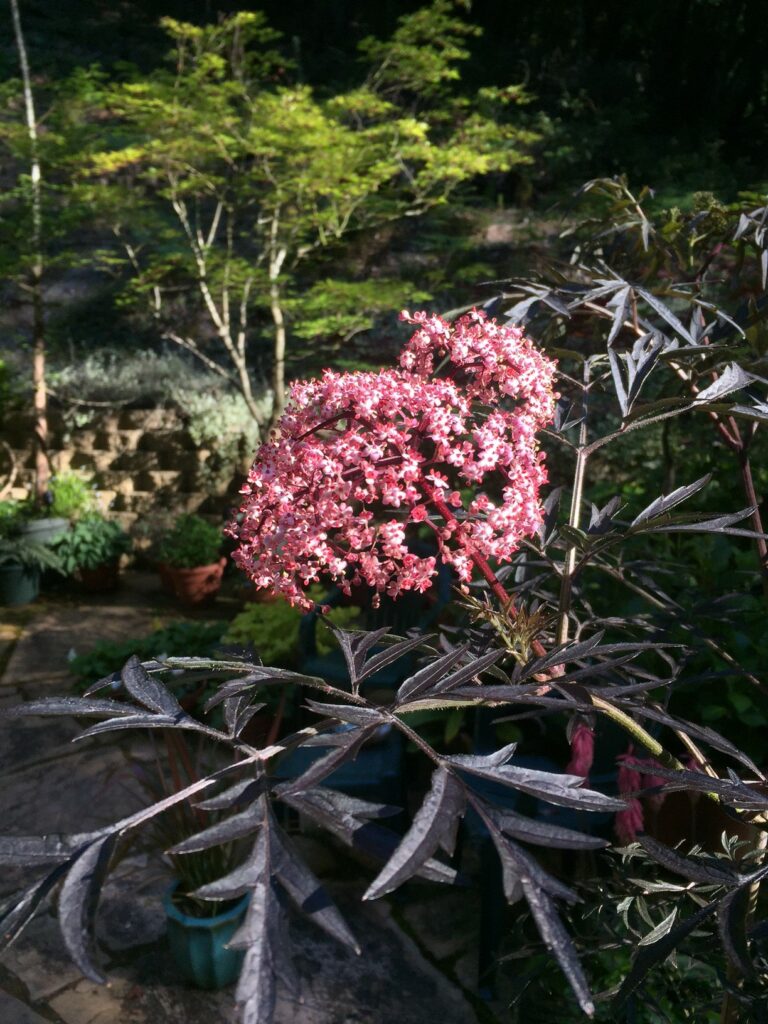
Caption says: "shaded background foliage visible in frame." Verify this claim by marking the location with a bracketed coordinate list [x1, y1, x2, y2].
[2, 0, 766, 195]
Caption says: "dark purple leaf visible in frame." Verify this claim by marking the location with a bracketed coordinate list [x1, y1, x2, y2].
[396, 647, 468, 702]
[273, 725, 378, 797]
[718, 887, 754, 977]
[430, 648, 508, 696]
[364, 768, 465, 899]
[58, 834, 118, 983]
[121, 655, 182, 717]
[638, 836, 740, 886]
[693, 363, 753, 405]
[75, 713, 189, 739]
[491, 806, 608, 851]
[0, 865, 70, 946]
[449, 754, 626, 813]
[169, 803, 262, 855]
[635, 287, 695, 344]
[272, 825, 359, 953]
[328, 626, 391, 686]
[522, 880, 595, 1015]
[196, 778, 262, 812]
[631, 475, 711, 527]
[283, 789, 458, 887]
[606, 285, 632, 346]
[2, 697, 137, 719]
[356, 633, 431, 686]
[303, 701, 386, 728]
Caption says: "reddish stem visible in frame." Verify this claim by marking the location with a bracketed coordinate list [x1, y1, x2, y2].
[422, 482, 548, 660]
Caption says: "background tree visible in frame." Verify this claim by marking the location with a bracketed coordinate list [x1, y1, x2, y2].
[88, 3, 538, 430]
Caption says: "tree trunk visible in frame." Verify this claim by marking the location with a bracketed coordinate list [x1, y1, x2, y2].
[10, 0, 49, 499]
[268, 278, 287, 434]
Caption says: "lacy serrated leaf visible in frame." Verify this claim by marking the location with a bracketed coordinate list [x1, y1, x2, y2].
[631, 475, 712, 527]
[356, 633, 430, 686]
[522, 879, 595, 1016]
[396, 647, 468, 703]
[273, 725, 378, 796]
[364, 767, 465, 899]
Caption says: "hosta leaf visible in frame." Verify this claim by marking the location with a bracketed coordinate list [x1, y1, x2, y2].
[364, 767, 465, 899]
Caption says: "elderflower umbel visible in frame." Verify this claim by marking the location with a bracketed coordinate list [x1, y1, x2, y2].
[230, 310, 556, 609]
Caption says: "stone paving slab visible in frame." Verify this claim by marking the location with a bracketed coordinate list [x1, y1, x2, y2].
[0, 989, 52, 1024]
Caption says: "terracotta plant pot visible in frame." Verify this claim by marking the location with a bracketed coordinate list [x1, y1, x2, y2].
[79, 561, 120, 593]
[157, 561, 175, 594]
[167, 558, 227, 607]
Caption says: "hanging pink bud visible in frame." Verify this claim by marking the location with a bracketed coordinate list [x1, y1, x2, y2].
[615, 745, 644, 844]
[566, 722, 595, 779]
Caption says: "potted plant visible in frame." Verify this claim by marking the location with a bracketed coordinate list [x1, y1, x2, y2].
[157, 513, 226, 606]
[132, 731, 250, 989]
[18, 471, 97, 545]
[52, 513, 131, 593]
[0, 534, 62, 605]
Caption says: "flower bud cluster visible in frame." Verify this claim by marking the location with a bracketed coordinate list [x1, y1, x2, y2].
[231, 309, 556, 608]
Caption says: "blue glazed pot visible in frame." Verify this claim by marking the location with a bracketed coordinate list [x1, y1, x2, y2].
[163, 883, 249, 990]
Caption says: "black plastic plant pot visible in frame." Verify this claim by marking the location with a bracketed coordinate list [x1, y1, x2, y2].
[0, 563, 40, 606]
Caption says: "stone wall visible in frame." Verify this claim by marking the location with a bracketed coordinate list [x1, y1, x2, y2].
[1, 405, 249, 531]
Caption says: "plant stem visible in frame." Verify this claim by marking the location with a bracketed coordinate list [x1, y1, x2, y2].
[557, 362, 590, 645]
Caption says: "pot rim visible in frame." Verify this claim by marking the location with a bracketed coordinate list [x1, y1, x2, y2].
[163, 880, 249, 928]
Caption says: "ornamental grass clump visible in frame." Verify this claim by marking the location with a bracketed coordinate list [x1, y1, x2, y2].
[231, 309, 557, 608]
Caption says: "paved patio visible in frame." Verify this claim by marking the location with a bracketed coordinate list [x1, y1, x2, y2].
[0, 575, 491, 1024]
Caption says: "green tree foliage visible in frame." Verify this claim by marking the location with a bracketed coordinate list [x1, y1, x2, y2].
[85, 3, 538, 428]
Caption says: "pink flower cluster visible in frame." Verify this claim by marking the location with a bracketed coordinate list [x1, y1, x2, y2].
[231, 309, 556, 609]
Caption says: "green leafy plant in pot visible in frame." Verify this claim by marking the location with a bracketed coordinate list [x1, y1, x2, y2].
[0, 535, 62, 605]
[53, 514, 131, 592]
[19, 472, 98, 545]
[158, 514, 226, 606]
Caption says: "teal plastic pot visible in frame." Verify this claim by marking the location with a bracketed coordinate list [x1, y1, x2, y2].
[163, 883, 248, 990]
[0, 563, 40, 606]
